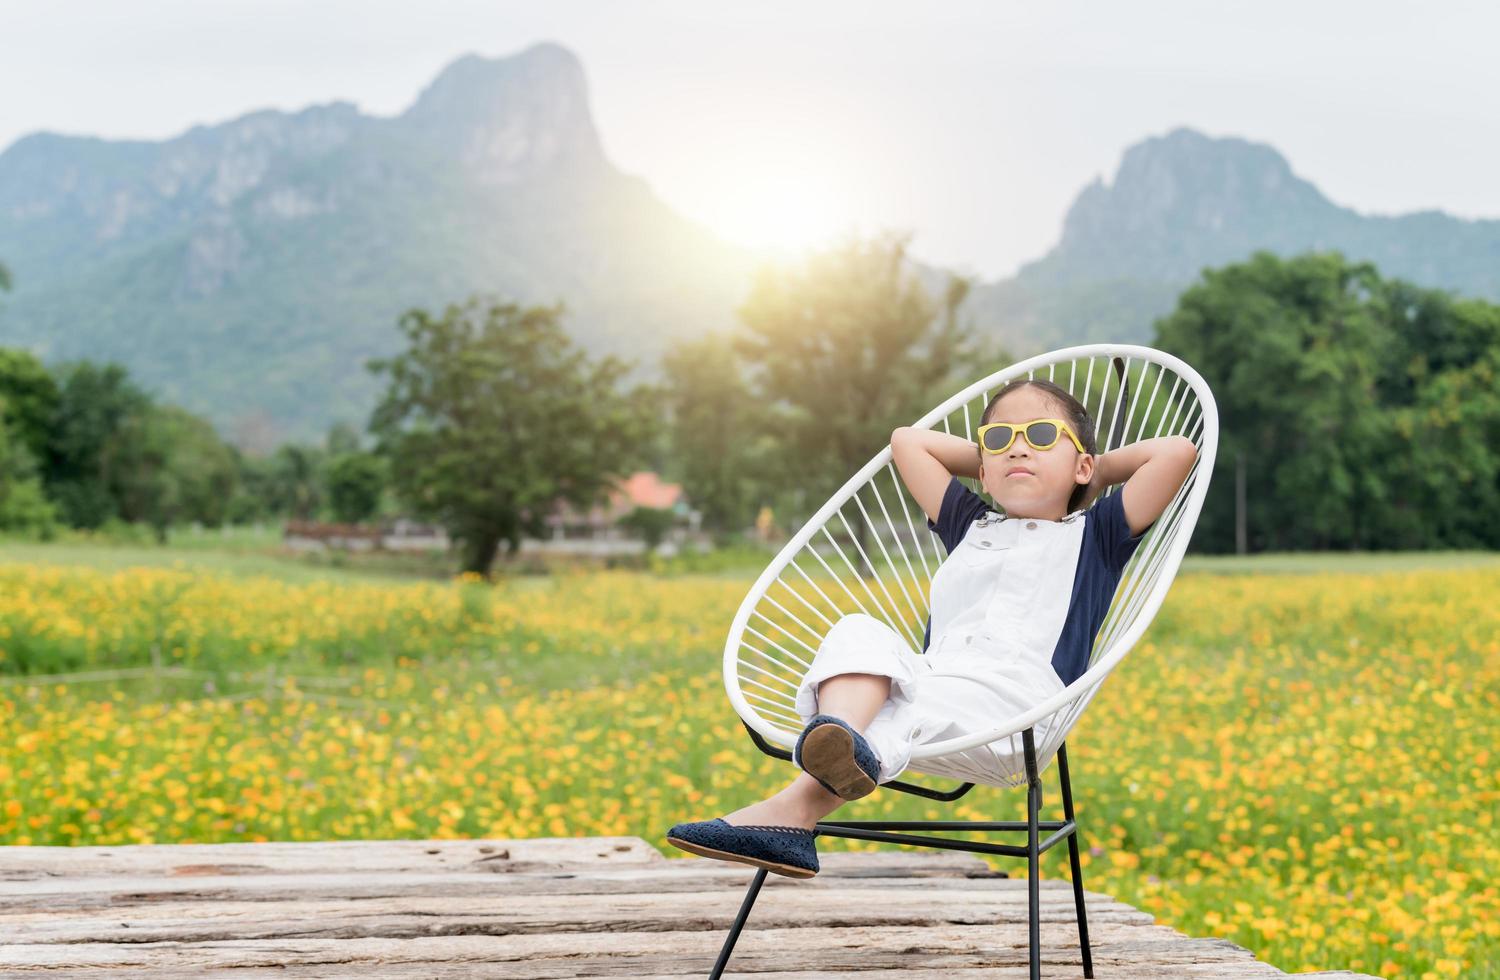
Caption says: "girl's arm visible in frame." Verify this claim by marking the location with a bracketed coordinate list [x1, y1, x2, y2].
[891, 426, 980, 525]
[1079, 435, 1199, 536]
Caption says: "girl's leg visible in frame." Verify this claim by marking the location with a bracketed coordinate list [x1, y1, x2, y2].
[716, 613, 916, 830]
[721, 771, 847, 830]
[722, 671, 892, 830]
[814, 671, 891, 732]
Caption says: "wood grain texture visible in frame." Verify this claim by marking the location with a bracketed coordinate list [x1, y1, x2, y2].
[0, 836, 1380, 977]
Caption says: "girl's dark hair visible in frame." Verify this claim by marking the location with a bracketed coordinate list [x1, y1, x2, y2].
[978, 379, 1099, 514]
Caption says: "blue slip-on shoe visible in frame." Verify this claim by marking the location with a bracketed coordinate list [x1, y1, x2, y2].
[665, 817, 819, 879]
[792, 713, 881, 801]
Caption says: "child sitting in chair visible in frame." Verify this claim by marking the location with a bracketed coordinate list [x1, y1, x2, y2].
[667, 378, 1197, 879]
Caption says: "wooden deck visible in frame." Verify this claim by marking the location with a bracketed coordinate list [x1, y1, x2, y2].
[0, 836, 1380, 977]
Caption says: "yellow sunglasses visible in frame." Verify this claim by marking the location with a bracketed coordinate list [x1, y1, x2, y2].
[976, 417, 1086, 455]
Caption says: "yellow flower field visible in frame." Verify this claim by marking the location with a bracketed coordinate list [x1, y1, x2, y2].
[0, 561, 1495, 978]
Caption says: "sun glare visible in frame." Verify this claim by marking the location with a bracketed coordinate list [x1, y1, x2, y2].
[711, 176, 841, 252]
[682, 146, 858, 258]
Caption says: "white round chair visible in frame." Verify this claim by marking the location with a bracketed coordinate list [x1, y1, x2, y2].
[707, 343, 1220, 980]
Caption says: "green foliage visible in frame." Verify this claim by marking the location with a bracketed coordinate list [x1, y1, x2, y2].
[265, 443, 326, 520]
[324, 420, 362, 456]
[223, 450, 280, 525]
[616, 505, 676, 550]
[7, 234, 1499, 559]
[0, 396, 59, 538]
[366, 295, 659, 577]
[108, 405, 241, 542]
[0, 353, 259, 539]
[1155, 250, 1500, 552]
[324, 451, 387, 523]
[0, 348, 59, 464]
[659, 330, 773, 540]
[42, 360, 154, 528]
[731, 231, 988, 523]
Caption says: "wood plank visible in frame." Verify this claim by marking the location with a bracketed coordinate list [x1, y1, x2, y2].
[0, 923, 1289, 975]
[0, 884, 1155, 944]
[0, 871, 1103, 900]
[0, 835, 1381, 978]
[0, 867, 1098, 910]
[0, 837, 664, 877]
[0, 958, 1309, 980]
[0, 837, 992, 879]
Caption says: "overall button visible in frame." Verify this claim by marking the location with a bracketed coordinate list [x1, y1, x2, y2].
[979, 540, 992, 548]
[1025, 521, 1037, 529]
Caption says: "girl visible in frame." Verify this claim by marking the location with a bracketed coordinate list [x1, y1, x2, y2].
[667, 378, 1198, 879]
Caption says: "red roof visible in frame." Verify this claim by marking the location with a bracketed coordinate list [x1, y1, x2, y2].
[611, 471, 682, 510]
[547, 471, 683, 525]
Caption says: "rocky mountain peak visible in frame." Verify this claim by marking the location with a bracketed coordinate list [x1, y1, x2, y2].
[397, 42, 607, 183]
[1060, 127, 1332, 250]
[1024, 126, 1342, 285]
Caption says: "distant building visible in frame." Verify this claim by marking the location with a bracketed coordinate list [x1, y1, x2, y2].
[543, 471, 694, 539]
[617, 471, 684, 511]
[281, 473, 705, 558]
[282, 518, 449, 552]
[530, 470, 705, 556]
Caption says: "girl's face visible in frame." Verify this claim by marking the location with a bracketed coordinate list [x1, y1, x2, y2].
[978, 387, 1095, 521]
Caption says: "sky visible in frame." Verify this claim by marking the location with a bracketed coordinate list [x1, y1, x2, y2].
[3, 0, 1497, 280]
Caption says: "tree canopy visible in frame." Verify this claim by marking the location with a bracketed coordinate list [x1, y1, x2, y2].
[731, 231, 988, 523]
[660, 330, 773, 543]
[367, 295, 658, 576]
[1155, 250, 1500, 551]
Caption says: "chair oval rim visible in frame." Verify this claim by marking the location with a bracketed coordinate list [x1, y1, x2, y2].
[721, 342, 1220, 761]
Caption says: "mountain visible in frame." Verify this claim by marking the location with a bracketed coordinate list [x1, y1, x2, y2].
[967, 127, 1500, 355]
[4, 61, 1497, 451]
[0, 42, 760, 449]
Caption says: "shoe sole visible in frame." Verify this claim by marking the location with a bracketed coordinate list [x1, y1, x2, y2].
[801, 722, 877, 800]
[665, 836, 817, 879]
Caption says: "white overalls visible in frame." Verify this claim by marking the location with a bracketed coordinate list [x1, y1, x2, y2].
[793, 510, 1085, 784]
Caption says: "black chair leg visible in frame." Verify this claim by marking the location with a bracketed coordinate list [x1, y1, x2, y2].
[1026, 744, 1038, 972]
[709, 866, 767, 979]
[1058, 744, 1094, 978]
[704, 731, 1095, 978]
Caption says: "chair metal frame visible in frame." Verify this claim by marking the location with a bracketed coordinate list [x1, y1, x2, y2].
[708, 344, 1219, 979]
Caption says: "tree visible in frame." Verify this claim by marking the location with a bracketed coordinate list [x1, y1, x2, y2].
[1368, 286, 1500, 548]
[660, 331, 778, 542]
[0, 395, 59, 537]
[367, 295, 657, 577]
[43, 361, 154, 529]
[1155, 251, 1392, 551]
[325, 420, 362, 456]
[0, 348, 59, 466]
[325, 451, 387, 524]
[1154, 250, 1500, 553]
[224, 447, 280, 525]
[0, 283, 60, 538]
[266, 444, 326, 520]
[732, 230, 984, 533]
[618, 505, 676, 551]
[107, 404, 240, 542]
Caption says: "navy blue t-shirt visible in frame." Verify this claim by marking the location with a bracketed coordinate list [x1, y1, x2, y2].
[921, 476, 1152, 685]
